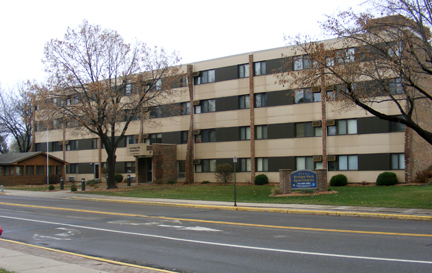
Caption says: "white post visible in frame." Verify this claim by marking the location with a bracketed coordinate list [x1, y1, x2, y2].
[46, 126, 49, 185]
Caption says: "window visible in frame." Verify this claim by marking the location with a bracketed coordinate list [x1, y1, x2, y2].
[296, 122, 314, 137]
[56, 166, 62, 175]
[36, 165, 44, 175]
[125, 84, 132, 96]
[194, 99, 215, 114]
[126, 136, 137, 145]
[16, 166, 23, 176]
[326, 57, 335, 67]
[293, 55, 311, 71]
[156, 79, 162, 91]
[0, 166, 3, 175]
[239, 95, 250, 109]
[328, 155, 358, 171]
[126, 162, 135, 173]
[49, 165, 54, 175]
[146, 133, 162, 145]
[392, 154, 405, 170]
[66, 140, 79, 151]
[4, 167, 11, 176]
[194, 70, 215, 85]
[255, 93, 267, 107]
[26, 166, 34, 175]
[296, 156, 314, 170]
[181, 131, 188, 144]
[195, 129, 216, 143]
[181, 102, 190, 115]
[53, 119, 60, 129]
[195, 159, 216, 172]
[256, 158, 268, 172]
[294, 88, 313, 103]
[389, 78, 403, 94]
[66, 164, 79, 174]
[92, 138, 98, 149]
[178, 161, 186, 178]
[51, 142, 60, 152]
[390, 121, 405, 132]
[254, 61, 266, 76]
[240, 158, 251, 172]
[240, 127, 251, 140]
[328, 119, 357, 136]
[150, 106, 162, 118]
[239, 64, 250, 78]
[388, 42, 402, 57]
[336, 48, 355, 64]
[256, 125, 268, 139]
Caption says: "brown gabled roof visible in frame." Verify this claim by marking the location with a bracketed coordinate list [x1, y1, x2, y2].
[0, 152, 68, 165]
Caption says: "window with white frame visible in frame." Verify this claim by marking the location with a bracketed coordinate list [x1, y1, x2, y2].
[126, 135, 137, 145]
[239, 64, 249, 78]
[240, 127, 251, 140]
[255, 93, 267, 107]
[296, 122, 321, 137]
[391, 154, 405, 170]
[66, 140, 79, 151]
[145, 133, 162, 145]
[240, 158, 251, 172]
[254, 61, 266, 76]
[194, 70, 215, 85]
[293, 55, 311, 71]
[194, 99, 216, 114]
[256, 158, 268, 172]
[195, 159, 216, 172]
[328, 119, 357, 136]
[126, 162, 135, 173]
[256, 125, 268, 139]
[239, 95, 250, 109]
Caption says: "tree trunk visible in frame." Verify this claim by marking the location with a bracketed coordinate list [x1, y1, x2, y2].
[106, 153, 118, 189]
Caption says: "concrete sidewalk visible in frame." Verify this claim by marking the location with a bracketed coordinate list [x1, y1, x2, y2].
[1, 188, 432, 273]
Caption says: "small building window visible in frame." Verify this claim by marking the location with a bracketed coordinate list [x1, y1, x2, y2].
[194, 99, 216, 114]
[181, 102, 190, 115]
[66, 164, 79, 174]
[328, 155, 358, 171]
[178, 161, 186, 178]
[390, 121, 405, 132]
[296, 156, 314, 170]
[254, 61, 266, 76]
[26, 166, 34, 175]
[66, 140, 79, 151]
[195, 129, 216, 143]
[389, 78, 403, 94]
[126, 136, 137, 145]
[239, 64, 250, 78]
[36, 166, 44, 175]
[293, 55, 311, 71]
[194, 70, 215, 85]
[240, 158, 251, 172]
[256, 125, 268, 139]
[181, 131, 188, 144]
[126, 162, 135, 173]
[239, 95, 250, 109]
[195, 159, 216, 172]
[328, 119, 357, 136]
[240, 127, 251, 140]
[146, 133, 162, 145]
[391, 154, 405, 170]
[125, 83, 132, 96]
[92, 138, 98, 149]
[256, 158, 268, 172]
[255, 93, 267, 107]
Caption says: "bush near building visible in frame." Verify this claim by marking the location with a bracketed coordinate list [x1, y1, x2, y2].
[376, 172, 398, 186]
[330, 174, 348, 186]
[254, 174, 269, 185]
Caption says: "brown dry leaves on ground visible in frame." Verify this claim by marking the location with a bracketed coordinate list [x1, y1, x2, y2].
[270, 190, 338, 197]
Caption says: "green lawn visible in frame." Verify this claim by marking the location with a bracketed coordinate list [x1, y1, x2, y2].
[4, 184, 72, 191]
[77, 184, 432, 209]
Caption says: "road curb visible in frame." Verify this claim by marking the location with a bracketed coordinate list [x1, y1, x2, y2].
[71, 197, 432, 221]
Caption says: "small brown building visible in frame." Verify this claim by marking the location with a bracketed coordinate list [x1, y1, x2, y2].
[0, 152, 68, 186]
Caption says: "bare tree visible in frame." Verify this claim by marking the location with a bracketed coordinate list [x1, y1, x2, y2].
[38, 20, 181, 189]
[277, 0, 432, 146]
[0, 81, 34, 153]
[0, 134, 8, 154]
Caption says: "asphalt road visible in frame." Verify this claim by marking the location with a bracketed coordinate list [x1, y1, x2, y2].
[0, 195, 431, 273]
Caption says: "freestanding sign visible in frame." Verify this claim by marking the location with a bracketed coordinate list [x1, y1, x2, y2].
[291, 170, 317, 189]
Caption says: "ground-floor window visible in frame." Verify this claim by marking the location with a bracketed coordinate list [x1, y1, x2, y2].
[178, 161, 186, 178]
[391, 153, 405, 170]
[36, 166, 44, 175]
[328, 155, 358, 171]
[195, 159, 216, 173]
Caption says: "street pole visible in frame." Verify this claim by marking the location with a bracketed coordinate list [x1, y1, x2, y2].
[233, 156, 237, 207]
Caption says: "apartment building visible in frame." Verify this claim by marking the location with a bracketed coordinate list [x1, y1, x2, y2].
[33, 40, 422, 184]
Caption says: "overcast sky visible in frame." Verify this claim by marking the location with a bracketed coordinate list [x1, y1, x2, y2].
[0, 0, 368, 90]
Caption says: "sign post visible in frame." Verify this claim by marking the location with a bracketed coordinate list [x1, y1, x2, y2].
[233, 156, 237, 207]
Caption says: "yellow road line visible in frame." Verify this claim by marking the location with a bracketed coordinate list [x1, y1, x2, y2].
[1, 201, 431, 238]
[0, 238, 176, 273]
[71, 197, 432, 221]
